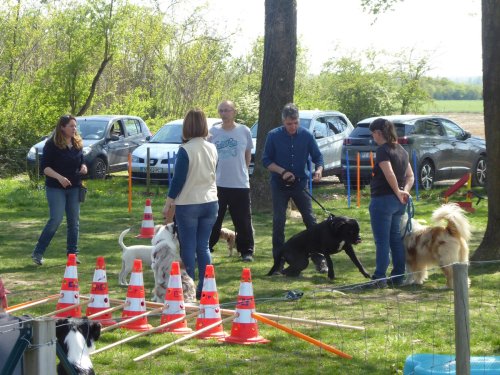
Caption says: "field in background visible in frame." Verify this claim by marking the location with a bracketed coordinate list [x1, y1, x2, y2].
[426, 100, 483, 113]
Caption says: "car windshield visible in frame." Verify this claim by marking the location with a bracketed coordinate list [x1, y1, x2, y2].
[77, 119, 108, 140]
[351, 123, 407, 137]
[251, 118, 312, 137]
[150, 124, 183, 143]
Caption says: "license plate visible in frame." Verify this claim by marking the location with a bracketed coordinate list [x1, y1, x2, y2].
[360, 152, 372, 160]
[140, 167, 162, 173]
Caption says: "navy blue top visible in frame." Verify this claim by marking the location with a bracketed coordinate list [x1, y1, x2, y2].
[262, 126, 324, 182]
[370, 143, 409, 197]
[42, 138, 84, 189]
[167, 147, 189, 199]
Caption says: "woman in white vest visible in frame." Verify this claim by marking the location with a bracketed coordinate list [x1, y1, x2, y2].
[162, 109, 219, 299]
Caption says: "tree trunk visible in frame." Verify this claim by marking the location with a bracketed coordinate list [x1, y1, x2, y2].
[471, 0, 500, 261]
[251, 0, 297, 211]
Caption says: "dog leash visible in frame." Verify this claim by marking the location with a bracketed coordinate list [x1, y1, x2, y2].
[401, 197, 415, 239]
[302, 188, 332, 216]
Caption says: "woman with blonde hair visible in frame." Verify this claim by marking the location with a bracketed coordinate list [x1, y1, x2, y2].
[31, 115, 88, 265]
[162, 109, 218, 299]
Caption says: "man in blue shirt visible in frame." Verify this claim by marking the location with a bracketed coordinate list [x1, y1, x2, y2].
[262, 103, 327, 274]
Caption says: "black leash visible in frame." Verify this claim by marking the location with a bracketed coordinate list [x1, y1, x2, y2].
[302, 188, 332, 216]
[401, 197, 415, 239]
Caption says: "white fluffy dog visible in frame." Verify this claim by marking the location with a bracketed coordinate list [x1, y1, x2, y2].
[219, 227, 236, 256]
[118, 228, 155, 286]
[401, 203, 471, 289]
[150, 223, 196, 303]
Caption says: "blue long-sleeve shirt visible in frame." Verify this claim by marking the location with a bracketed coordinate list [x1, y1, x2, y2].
[167, 147, 188, 199]
[262, 126, 324, 182]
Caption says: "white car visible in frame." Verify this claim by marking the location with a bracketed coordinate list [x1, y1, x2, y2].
[250, 110, 354, 177]
[131, 118, 221, 182]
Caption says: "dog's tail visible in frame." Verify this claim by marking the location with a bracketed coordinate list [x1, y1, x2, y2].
[118, 228, 131, 252]
[432, 203, 471, 261]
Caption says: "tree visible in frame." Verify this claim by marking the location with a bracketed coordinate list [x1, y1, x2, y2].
[472, 0, 500, 260]
[251, 0, 297, 211]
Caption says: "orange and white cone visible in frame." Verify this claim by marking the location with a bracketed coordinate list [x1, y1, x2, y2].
[159, 261, 192, 334]
[86, 257, 116, 326]
[55, 254, 81, 318]
[121, 259, 152, 331]
[220, 268, 269, 344]
[195, 265, 227, 339]
[136, 199, 155, 239]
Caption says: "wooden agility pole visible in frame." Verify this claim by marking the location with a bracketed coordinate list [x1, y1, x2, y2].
[6, 294, 59, 313]
[92, 311, 199, 355]
[86, 303, 125, 319]
[252, 313, 352, 359]
[41, 300, 90, 318]
[101, 307, 163, 333]
[133, 314, 237, 362]
[98, 297, 365, 331]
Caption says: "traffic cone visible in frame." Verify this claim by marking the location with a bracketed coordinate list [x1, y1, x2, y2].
[220, 268, 269, 344]
[0, 277, 10, 312]
[159, 261, 193, 334]
[121, 259, 152, 331]
[136, 198, 155, 238]
[55, 254, 81, 318]
[86, 257, 116, 326]
[195, 265, 227, 339]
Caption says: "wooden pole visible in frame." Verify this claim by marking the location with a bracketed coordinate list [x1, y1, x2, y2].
[86, 303, 125, 319]
[101, 307, 163, 333]
[40, 300, 90, 318]
[453, 262, 470, 375]
[133, 314, 236, 362]
[6, 295, 59, 313]
[92, 311, 199, 355]
[23, 318, 57, 375]
[252, 313, 352, 359]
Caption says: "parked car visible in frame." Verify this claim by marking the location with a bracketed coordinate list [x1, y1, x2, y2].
[26, 115, 151, 179]
[131, 118, 221, 182]
[249, 110, 354, 177]
[341, 115, 487, 190]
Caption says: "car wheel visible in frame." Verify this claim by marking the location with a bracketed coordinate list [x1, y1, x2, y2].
[419, 159, 434, 190]
[90, 157, 107, 179]
[472, 156, 486, 187]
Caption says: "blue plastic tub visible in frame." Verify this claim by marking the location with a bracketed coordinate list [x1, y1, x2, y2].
[404, 354, 500, 374]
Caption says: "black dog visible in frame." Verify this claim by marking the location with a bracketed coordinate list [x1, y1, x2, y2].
[267, 215, 371, 280]
[55, 317, 101, 375]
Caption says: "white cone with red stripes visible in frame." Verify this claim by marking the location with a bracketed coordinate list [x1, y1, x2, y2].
[159, 261, 192, 334]
[121, 259, 152, 331]
[86, 256, 116, 326]
[195, 265, 227, 339]
[55, 254, 81, 318]
[220, 268, 269, 344]
[136, 199, 155, 238]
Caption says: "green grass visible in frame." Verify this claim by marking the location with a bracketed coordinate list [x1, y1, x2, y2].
[424, 100, 483, 113]
[0, 175, 498, 374]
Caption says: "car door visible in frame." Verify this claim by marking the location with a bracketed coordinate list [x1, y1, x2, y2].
[105, 120, 130, 170]
[310, 115, 334, 170]
[439, 118, 473, 179]
[324, 115, 350, 171]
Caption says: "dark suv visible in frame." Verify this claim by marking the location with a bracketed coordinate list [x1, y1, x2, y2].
[27, 115, 151, 179]
[341, 115, 486, 190]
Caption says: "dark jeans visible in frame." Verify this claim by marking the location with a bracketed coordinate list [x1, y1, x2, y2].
[33, 186, 80, 256]
[270, 179, 324, 265]
[209, 187, 254, 256]
[369, 194, 406, 283]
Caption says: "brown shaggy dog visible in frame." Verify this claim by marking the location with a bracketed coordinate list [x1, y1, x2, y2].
[219, 228, 236, 256]
[401, 203, 471, 289]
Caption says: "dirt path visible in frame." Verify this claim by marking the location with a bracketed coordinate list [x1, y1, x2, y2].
[433, 112, 485, 138]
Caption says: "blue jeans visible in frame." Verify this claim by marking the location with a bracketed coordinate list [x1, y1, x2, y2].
[270, 179, 315, 260]
[34, 186, 80, 256]
[369, 194, 406, 283]
[175, 201, 218, 294]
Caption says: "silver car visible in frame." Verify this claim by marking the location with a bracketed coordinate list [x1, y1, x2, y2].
[250, 110, 354, 176]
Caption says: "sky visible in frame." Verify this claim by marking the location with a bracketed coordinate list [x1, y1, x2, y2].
[194, 0, 482, 79]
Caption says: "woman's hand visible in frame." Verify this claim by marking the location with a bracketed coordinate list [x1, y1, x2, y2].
[162, 198, 175, 224]
[397, 189, 411, 205]
[79, 164, 88, 175]
[58, 175, 72, 188]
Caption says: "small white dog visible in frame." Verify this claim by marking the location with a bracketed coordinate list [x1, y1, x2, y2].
[219, 227, 236, 256]
[151, 223, 196, 303]
[118, 228, 154, 286]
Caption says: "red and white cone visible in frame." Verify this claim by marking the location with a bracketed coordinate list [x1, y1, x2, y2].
[136, 199, 155, 239]
[0, 277, 10, 312]
[86, 257, 116, 326]
[195, 265, 227, 339]
[159, 261, 192, 334]
[220, 268, 269, 344]
[55, 254, 81, 318]
[121, 259, 152, 331]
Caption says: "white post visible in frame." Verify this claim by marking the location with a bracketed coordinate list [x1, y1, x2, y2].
[24, 318, 56, 375]
[453, 262, 470, 375]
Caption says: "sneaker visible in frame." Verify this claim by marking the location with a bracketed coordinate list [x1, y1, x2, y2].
[31, 252, 44, 266]
[360, 279, 388, 290]
[241, 254, 254, 262]
[314, 258, 328, 274]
